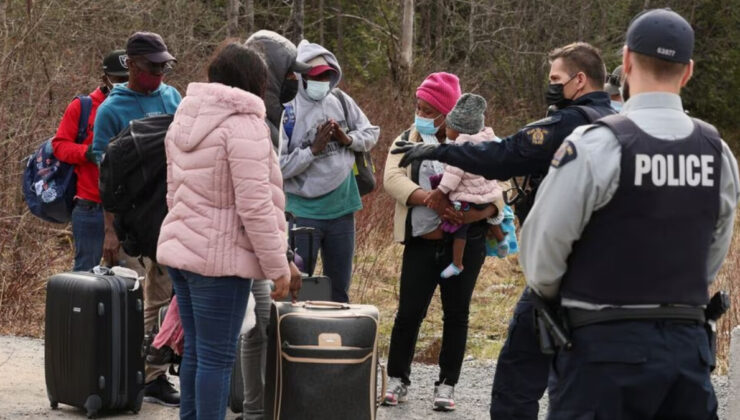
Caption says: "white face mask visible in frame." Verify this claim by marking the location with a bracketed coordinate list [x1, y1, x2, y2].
[305, 80, 331, 101]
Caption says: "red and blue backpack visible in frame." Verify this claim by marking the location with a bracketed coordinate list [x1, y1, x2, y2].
[22, 95, 92, 223]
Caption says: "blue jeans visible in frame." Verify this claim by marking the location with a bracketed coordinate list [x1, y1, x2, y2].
[169, 268, 252, 420]
[294, 213, 355, 303]
[71, 202, 104, 271]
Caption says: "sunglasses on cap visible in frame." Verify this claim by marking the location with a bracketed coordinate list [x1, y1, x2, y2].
[130, 57, 174, 75]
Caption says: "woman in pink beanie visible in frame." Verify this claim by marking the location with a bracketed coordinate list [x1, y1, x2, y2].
[381, 73, 497, 412]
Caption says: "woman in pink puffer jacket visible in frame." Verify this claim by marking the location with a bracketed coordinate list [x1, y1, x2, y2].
[156, 43, 291, 420]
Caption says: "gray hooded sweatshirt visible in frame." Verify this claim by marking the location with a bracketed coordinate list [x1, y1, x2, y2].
[280, 40, 380, 198]
[245, 30, 302, 151]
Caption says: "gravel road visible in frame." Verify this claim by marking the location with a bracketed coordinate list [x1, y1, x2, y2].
[0, 335, 730, 419]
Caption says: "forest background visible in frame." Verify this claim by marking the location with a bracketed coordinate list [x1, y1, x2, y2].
[0, 0, 738, 370]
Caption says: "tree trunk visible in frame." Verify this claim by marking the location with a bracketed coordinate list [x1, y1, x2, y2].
[290, 0, 305, 45]
[336, 3, 343, 62]
[245, 0, 255, 36]
[400, 0, 414, 78]
[422, 0, 432, 51]
[227, 0, 240, 37]
[434, 0, 444, 61]
[319, 0, 325, 46]
[464, 0, 476, 75]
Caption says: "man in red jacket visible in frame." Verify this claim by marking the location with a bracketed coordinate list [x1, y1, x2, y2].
[52, 50, 129, 271]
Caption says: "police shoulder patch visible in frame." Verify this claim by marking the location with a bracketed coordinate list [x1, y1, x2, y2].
[551, 140, 578, 168]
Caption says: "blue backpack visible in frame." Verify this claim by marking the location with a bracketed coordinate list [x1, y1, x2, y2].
[22, 95, 92, 223]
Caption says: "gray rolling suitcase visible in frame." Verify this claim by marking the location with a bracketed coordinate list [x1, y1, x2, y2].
[265, 301, 384, 420]
[45, 271, 145, 418]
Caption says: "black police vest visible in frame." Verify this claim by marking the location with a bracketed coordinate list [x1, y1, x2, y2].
[561, 115, 722, 306]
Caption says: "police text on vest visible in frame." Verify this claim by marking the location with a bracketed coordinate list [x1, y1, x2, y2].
[634, 154, 714, 187]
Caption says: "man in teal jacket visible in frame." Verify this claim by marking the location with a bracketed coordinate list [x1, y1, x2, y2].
[92, 31, 181, 408]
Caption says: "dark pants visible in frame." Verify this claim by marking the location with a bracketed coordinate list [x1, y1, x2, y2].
[71, 202, 104, 271]
[294, 213, 355, 303]
[170, 268, 252, 420]
[490, 289, 551, 419]
[548, 320, 717, 420]
[387, 227, 486, 386]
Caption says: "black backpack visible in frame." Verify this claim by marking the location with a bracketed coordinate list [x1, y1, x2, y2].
[99, 115, 173, 260]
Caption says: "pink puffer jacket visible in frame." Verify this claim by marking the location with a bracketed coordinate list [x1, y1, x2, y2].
[157, 82, 289, 281]
[438, 127, 504, 204]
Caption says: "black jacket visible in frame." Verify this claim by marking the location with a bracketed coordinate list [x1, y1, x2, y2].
[435, 91, 614, 181]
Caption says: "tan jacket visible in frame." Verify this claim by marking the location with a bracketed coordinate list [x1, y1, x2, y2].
[383, 127, 423, 243]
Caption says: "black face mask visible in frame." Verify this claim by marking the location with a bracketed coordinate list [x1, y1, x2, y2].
[545, 74, 577, 109]
[279, 79, 299, 104]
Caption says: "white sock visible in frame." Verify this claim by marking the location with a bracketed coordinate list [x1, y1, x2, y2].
[441, 263, 463, 278]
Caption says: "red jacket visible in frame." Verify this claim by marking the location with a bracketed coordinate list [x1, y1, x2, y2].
[52, 87, 107, 203]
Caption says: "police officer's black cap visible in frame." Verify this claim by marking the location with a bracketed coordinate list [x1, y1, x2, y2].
[126, 31, 176, 63]
[102, 50, 128, 77]
[627, 8, 694, 64]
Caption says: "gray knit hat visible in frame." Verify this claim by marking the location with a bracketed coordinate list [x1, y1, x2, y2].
[446, 93, 487, 134]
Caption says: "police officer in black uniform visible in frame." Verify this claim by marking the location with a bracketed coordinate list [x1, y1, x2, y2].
[520, 9, 739, 419]
[393, 42, 615, 419]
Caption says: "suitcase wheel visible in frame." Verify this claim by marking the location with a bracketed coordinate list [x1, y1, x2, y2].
[50, 401, 58, 410]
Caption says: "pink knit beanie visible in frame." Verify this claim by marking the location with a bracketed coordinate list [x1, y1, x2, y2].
[416, 72, 462, 115]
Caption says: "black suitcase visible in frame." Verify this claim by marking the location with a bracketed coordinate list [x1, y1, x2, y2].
[281, 225, 332, 302]
[45, 271, 145, 418]
[265, 301, 383, 420]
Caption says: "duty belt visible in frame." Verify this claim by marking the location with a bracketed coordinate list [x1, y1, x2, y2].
[567, 306, 705, 329]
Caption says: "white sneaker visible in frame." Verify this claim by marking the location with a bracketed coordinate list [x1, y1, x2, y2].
[433, 382, 456, 411]
[382, 377, 409, 406]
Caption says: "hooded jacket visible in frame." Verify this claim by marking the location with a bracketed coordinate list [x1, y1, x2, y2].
[245, 30, 301, 151]
[280, 40, 380, 198]
[91, 82, 181, 159]
[438, 127, 505, 205]
[52, 87, 107, 202]
[156, 82, 289, 281]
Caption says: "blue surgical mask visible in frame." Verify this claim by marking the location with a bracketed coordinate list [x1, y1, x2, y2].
[610, 100, 623, 112]
[414, 114, 440, 135]
[305, 80, 331, 101]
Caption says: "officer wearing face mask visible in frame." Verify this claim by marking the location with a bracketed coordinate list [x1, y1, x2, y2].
[280, 40, 379, 304]
[524, 9, 739, 417]
[392, 42, 614, 419]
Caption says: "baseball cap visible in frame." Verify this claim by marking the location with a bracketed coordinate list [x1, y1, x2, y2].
[626, 8, 694, 64]
[604, 65, 622, 95]
[305, 56, 337, 77]
[102, 50, 128, 77]
[126, 31, 176, 63]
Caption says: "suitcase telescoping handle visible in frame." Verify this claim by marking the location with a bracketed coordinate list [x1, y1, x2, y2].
[289, 225, 318, 277]
[302, 300, 350, 310]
